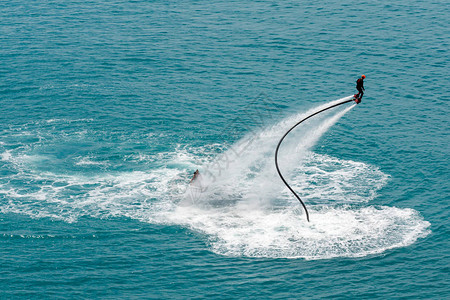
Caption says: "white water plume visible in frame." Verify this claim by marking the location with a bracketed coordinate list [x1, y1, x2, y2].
[175, 97, 430, 259]
[184, 96, 356, 208]
[0, 99, 430, 259]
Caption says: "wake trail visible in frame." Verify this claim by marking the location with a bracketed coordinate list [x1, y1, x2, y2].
[0, 98, 430, 259]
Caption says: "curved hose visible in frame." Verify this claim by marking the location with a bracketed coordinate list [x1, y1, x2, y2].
[274, 96, 355, 222]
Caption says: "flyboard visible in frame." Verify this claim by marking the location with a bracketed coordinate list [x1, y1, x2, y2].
[274, 95, 358, 222]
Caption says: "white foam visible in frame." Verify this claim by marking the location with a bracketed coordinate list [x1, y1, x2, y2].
[166, 98, 429, 259]
[0, 168, 180, 223]
[1, 150, 12, 162]
[169, 205, 429, 259]
[74, 156, 110, 167]
[291, 152, 389, 204]
[0, 97, 431, 259]
[45, 118, 93, 124]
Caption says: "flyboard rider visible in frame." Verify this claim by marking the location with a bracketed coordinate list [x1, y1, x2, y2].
[189, 169, 200, 184]
[354, 74, 365, 103]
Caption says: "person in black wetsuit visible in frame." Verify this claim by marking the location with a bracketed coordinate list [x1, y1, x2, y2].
[354, 75, 365, 103]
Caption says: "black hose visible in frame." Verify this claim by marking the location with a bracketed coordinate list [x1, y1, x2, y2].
[274, 97, 355, 222]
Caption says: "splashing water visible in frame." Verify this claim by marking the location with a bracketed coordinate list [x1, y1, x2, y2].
[0, 101, 430, 259]
[173, 98, 430, 259]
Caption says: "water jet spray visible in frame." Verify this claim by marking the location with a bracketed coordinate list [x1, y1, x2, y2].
[274, 95, 356, 222]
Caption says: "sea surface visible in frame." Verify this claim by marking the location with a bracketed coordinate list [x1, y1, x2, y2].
[1, 1, 449, 299]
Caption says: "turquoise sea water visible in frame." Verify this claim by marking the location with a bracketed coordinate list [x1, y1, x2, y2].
[1, 1, 449, 298]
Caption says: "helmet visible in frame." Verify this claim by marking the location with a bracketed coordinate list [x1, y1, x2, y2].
[361, 75, 366, 79]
